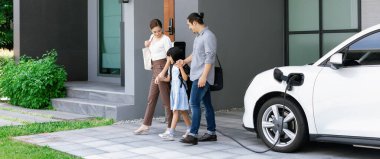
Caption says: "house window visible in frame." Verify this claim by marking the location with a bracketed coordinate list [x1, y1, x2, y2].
[99, 0, 121, 75]
[286, 0, 361, 65]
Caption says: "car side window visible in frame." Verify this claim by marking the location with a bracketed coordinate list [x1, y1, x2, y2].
[344, 32, 380, 66]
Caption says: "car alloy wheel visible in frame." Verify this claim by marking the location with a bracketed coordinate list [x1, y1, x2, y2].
[261, 104, 297, 147]
[257, 97, 307, 152]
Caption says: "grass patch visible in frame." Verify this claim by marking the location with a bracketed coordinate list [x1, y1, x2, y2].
[0, 118, 114, 159]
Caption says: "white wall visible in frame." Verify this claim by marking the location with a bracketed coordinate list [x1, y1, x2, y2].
[13, 0, 20, 60]
[88, 0, 120, 84]
[123, 1, 135, 96]
[362, 0, 380, 29]
[175, 0, 198, 56]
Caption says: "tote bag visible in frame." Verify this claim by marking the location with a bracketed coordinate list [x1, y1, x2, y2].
[142, 36, 154, 70]
[142, 47, 152, 70]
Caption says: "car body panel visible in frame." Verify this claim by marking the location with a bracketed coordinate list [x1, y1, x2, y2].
[313, 65, 380, 138]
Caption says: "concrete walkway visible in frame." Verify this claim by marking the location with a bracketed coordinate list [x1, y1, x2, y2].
[13, 109, 380, 159]
[0, 102, 91, 126]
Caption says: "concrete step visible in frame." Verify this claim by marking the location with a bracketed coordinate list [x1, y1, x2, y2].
[66, 86, 133, 104]
[51, 98, 136, 121]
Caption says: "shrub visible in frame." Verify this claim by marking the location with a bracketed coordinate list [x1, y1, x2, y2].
[0, 56, 11, 97]
[0, 50, 67, 109]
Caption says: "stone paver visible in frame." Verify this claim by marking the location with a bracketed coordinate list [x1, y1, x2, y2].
[0, 103, 91, 126]
[13, 110, 380, 159]
[0, 118, 22, 126]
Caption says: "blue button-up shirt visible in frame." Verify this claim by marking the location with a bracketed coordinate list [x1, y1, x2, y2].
[190, 27, 217, 85]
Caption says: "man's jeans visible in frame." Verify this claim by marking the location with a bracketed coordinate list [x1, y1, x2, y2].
[189, 79, 216, 137]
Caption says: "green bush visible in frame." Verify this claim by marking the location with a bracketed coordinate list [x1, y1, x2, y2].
[0, 50, 67, 109]
[0, 56, 11, 68]
[0, 56, 11, 97]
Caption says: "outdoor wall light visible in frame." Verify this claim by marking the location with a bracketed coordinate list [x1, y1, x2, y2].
[120, 0, 129, 3]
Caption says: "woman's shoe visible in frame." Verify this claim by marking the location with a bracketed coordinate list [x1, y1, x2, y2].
[134, 125, 150, 135]
[158, 129, 170, 138]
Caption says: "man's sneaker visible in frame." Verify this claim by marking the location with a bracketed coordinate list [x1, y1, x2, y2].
[160, 133, 175, 141]
[158, 130, 170, 138]
[198, 133, 217, 142]
[180, 135, 198, 145]
[182, 130, 190, 138]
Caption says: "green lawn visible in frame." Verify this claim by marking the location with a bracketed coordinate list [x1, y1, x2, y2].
[0, 118, 114, 159]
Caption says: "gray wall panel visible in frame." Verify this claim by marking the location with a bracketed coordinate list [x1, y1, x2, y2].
[133, 0, 166, 118]
[19, 0, 88, 81]
[362, 0, 380, 29]
[199, 0, 284, 109]
[175, 0, 198, 56]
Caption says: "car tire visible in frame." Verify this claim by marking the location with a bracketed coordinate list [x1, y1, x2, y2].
[257, 97, 308, 152]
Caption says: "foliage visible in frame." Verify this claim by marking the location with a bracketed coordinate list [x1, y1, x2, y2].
[0, 50, 67, 109]
[0, 118, 114, 159]
[0, 0, 13, 49]
[0, 56, 11, 97]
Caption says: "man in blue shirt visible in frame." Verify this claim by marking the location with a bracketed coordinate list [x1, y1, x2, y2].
[178, 12, 217, 145]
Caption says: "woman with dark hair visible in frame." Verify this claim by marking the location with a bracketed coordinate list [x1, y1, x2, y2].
[134, 19, 173, 135]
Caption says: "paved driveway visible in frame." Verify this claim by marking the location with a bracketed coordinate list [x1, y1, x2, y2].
[14, 109, 380, 159]
[0, 103, 91, 126]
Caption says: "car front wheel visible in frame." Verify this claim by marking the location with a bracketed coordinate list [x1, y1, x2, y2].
[257, 97, 307, 152]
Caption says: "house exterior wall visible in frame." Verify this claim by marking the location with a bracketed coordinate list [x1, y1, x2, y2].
[199, 0, 285, 109]
[362, 0, 380, 29]
[175, 0, 198, 56]
[16, 0, 380, 119]
[18, 0, 88, 81]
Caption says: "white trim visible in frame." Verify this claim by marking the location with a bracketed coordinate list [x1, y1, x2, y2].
[123, 1, 135, 96]
[13, 0, 20, 61]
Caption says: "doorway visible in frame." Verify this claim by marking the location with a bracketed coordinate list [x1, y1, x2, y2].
[164, 0, 175, 41]
[164, 0, 198, 56]
[99, 0, 121, 75]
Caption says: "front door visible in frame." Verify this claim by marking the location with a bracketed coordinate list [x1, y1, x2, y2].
[164, 0, 175, 41]
[99, 0, 121, 75]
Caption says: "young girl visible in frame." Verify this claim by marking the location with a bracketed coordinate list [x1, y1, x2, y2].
[158, 47, 191, 141]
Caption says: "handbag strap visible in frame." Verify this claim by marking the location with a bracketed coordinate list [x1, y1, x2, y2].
[145, 35, 155, 50]
[215, 54, 222, 68]
[149, 35, 154, 42]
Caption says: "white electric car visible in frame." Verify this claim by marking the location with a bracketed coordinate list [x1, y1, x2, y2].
[243, 24, 380, 152]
